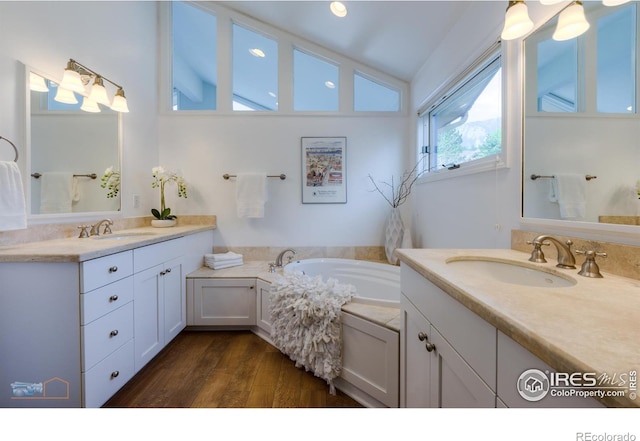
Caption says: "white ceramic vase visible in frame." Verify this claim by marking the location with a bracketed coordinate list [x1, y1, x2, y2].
[151, 219, 176, 228]
[384, 207, 404, 265]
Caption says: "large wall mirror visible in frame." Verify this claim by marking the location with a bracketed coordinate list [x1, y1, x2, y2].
[522, 2, 640, 228]
[26, 65, 121, 216]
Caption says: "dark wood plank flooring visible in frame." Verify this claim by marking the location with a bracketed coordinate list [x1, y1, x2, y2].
[104, 330, 362, 408]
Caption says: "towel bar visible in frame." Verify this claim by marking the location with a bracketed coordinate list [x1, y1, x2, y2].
[223, 173, 286, 180]
[31, 173, 98, 179]
[0, 136, 18, 162]
[530, 174, 596, 181]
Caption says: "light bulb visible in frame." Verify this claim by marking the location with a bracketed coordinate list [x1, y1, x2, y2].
[60, 60, 85, 94]
[501, 1, 534, 41]
[553, 1, 590, 41]
[88, 76, 111, 106]
[54, 86, 78, 104]
[110, 88, 130, 113]
[330, 2, 347, 18]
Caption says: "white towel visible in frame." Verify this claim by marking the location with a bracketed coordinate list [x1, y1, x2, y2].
[549, 173, 586, 220]
[40, 172, 73, 214]
[236, 172, 267, 218]
[0, 161, 27, 231]
[208, 259, 244, 270]
[205, 251, 244, 262]
[72, 176, 80, 203]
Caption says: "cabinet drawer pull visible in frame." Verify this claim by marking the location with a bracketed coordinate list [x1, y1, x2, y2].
[425, 342, 436, 352]
[110, 371, 120, 379]
[418, 332, 435, 352]
[109, 295, 119, 302]
[165, 268, 171, 273]
[109, 329, 119, 337]
[108, 266, 118, 273]
[418, 332, 428, 341]
[160, 270, 165, 276]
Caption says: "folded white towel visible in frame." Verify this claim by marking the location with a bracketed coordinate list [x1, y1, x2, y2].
[236, 172, 267, 218]
[205, 258, 244, 270]
[205, 251, 244, 262]
[40, 172, 73, 214]
[0, 161, 27, 231]
[549, 173, 586, 220]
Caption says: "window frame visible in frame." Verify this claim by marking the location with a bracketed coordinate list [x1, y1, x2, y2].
[160, 1, 408, 116]
[417, 42, 506, 182]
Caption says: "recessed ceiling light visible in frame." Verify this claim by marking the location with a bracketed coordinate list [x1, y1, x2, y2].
[249, 48, 265, 58]
[325, 81, 336, 89]
[330, 2, 347, 18]
[268, 91, 277, 98]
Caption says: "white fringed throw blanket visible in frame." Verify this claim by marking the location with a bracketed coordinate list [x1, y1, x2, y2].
[269, 271, 356, 394]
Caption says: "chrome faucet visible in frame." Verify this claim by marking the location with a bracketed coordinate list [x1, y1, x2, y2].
[275, 248, 296, 268]
[90, 218, 113, 236]
[528, 235, 576, 269]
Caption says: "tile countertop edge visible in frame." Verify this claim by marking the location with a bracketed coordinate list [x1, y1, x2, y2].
[0, 224, 216, 263]
[396, 248, 639, 408]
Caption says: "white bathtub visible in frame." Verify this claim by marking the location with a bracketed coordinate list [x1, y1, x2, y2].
[285, 258, 400, 307]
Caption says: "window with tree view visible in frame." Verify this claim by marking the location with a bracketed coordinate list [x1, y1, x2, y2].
[420, 52, 502, 173]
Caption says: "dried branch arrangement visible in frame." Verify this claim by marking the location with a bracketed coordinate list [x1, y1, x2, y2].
[368, 159, 425, 208]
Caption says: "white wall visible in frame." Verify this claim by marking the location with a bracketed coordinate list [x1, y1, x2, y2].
[409, 1, 513, 249]
[0, 1, 158, 219]
[158, 114, 410, 247]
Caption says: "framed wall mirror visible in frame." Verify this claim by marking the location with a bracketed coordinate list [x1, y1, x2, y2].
[26, 65, 122, 217]
[522, 2, 640, 229]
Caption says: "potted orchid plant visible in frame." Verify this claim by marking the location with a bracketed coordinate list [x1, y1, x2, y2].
[151, 166, 187, 227]
[100, 166, 120, 199]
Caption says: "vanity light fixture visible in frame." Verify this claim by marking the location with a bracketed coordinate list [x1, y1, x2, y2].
[553, 1, 590, 41]
[330, 1, 347, 18]
[29, 72, 49, 92]
[501, 1, 534, 40]
[55, 58, 129, 113]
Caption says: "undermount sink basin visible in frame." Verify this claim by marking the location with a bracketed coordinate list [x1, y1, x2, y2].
[445, 257, 577, 288]
[93, 232, 157, 240]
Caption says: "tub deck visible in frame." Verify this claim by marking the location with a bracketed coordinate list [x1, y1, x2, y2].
[187, 261, 400, 331]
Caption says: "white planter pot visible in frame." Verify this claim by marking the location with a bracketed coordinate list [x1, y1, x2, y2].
[384, 208, 404, 265]
[151, 219, 177, 228]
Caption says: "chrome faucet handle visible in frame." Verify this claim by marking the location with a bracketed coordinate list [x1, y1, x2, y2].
[527, 240, 549, 263]
[576, 250, 607, 278]
[103, 222, 113, 235]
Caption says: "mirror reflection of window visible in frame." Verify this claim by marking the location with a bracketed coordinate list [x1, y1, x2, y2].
[597, 4, 636, 113]
[536, 38, 578, 112]
[172, 1, 218, 111]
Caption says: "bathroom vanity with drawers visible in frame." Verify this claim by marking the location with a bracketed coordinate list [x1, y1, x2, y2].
[0, 224, 214, 407]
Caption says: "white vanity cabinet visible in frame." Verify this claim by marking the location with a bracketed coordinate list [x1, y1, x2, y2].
[80, 251, 136, 408]
[187, 278, 256, 326]
[133, 240, 186, 371]
[400, 264, 497, 408]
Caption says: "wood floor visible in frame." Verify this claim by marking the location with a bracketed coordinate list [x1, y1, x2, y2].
[104, 330, 362, 408]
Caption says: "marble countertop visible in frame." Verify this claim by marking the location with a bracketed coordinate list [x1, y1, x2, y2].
[396, 248, 640, 408]
[0, 224, 215, 263]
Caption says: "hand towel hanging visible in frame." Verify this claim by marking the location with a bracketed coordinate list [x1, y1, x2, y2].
[0, 161, 27, 231]
[236, 172, 267, 218]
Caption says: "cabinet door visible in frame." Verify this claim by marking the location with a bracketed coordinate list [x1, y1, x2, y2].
[163, 256, 186, 344]
[400, 297, 432, 408]
[256, 279, 272, 333]
[191, 279, 256, 326]
[133, 264, 164, 372]
[429, 326, 495, 408]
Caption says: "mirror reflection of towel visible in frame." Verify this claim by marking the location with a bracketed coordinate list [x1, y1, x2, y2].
[40, 172, 73, 214]
[548, 173, 586, 220]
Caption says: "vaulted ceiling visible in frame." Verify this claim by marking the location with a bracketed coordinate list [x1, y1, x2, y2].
[218, 1, 478, 82]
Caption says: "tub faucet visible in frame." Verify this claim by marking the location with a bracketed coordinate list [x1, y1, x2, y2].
[275, 248, 296, 268]
[90, 218, 113, 236]
[528, 235, 576, 269]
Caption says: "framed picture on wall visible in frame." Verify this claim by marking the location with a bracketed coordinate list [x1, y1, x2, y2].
[301, 137, 347, 204]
